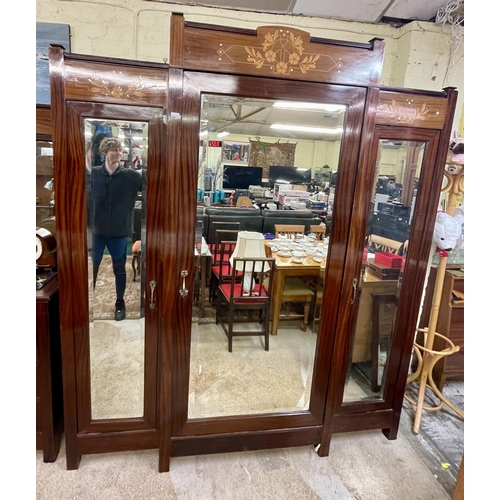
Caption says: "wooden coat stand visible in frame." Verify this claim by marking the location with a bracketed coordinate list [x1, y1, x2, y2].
[405, 163, 464, 434]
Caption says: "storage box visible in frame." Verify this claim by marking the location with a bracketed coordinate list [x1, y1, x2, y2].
[374, 251, 403, 268]
[367, 260, 401, 280]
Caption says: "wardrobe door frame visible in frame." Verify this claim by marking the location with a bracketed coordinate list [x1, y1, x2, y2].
[318, 87, 458, 452]
[49, 46, 172, 469]
[160, 69, 367, 464]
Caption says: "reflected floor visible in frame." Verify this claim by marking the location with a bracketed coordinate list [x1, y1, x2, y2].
[88, 317, 375, 420]
[188, 320, 366, 418]
[90, 318, 145, 419]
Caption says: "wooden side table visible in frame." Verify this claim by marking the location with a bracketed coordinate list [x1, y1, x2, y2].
[36, 272, 64, 462]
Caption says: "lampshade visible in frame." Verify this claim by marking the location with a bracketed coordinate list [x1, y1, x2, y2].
[230, 231, 269, 293]
[230, 231, 268, 267]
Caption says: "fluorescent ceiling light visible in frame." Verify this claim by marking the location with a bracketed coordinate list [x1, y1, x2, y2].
[199, 130, 208, 138]
[273, 101, 345, 113]
[270, 124, 343, 134]
[217, 131, 230, 138]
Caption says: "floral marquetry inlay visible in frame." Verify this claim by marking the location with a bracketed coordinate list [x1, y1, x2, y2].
[86, 72, 148, 99]
[217, 29, 343, 76]
[378, 99, 433, 124]
[65, 64, 166, 106]
[376, 94, 447, 128]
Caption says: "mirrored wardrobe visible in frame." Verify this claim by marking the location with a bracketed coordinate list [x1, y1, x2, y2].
[49, 15, 457, 471]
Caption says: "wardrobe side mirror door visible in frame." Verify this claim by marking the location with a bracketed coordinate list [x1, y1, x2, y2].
[85, 118, 148, 419]
[343, 139, 424, 402]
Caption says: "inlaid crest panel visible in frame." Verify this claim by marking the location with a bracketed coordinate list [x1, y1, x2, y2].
[175, 21, 384, 86]
[375, 91, 447, 128]
[63, 60, 168, 106]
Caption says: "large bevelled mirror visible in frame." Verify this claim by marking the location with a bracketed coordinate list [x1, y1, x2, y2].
[85, 118, 148, 419]
[189, 94, 346, 418]
[342, 139, 425, 403]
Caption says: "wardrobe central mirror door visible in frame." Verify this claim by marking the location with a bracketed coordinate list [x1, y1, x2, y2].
[189, 94, 346, 418]
[342, 139, 425, 403]
[85, 118, 148, 420]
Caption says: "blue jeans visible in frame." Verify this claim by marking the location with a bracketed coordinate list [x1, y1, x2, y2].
[92, 235, 129, 301]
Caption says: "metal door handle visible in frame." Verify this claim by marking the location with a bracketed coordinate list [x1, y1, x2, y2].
[179, 270, 189, 298]
[149, 280, 156, 309]
[350, 278, 358, 304]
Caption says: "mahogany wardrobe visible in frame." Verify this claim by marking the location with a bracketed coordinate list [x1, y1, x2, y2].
[49, 13, 457, 471]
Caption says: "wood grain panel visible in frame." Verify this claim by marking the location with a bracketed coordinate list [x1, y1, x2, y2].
[376, 91, 447, 128]
[172, 15, 384, 86]
[63, 60, 168, 106]
[36, 104, 53, 136]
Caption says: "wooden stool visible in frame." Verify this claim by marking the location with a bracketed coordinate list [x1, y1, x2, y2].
[132, 240, 141, 282]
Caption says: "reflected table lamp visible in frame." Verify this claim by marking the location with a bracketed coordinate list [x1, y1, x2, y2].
[229, 231, 270, 294]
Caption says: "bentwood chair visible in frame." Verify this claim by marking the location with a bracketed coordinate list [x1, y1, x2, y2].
[216, 257, 276, 352]
[274, 224, 305, 239]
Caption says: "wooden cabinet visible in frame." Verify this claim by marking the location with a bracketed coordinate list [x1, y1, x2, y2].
[418, 266, 464, 390]
[352, 272, 398, 363]
[49, 15, 458, 472]
[36, 273, 64, 462]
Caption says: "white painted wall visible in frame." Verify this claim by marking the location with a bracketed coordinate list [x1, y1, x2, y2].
[36, 0, 464, 133]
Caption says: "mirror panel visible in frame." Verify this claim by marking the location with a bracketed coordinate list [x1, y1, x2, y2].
[85, 118, 148, 419]
[342, 139, 425, 402]
[189, 95, 346, 418]
[36, 139, 55, 228]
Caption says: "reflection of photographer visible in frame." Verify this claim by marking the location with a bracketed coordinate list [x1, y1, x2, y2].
[90, 137, 142, 321]
[376, 176, 401, 201]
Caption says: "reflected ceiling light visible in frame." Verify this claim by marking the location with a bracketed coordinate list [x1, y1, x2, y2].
[217, 131, 230, 138]
[273, 101, 345, 113]
[270, 124, 343, 134]
[199, 130, 208, 138]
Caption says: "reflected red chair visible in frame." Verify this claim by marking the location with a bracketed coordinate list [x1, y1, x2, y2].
[209, 230, 240, 302]
[216, 257, 276, 352]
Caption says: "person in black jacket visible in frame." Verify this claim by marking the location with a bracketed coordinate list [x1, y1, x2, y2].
[90, 137, 142, 321]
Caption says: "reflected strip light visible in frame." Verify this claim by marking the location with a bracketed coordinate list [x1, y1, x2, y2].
[270, 124, 343, 134]
[273, 101, 345, 113]
[217, 131, 230, 138]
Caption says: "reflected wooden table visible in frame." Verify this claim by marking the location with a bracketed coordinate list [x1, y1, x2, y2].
[269, 251, 325, 336]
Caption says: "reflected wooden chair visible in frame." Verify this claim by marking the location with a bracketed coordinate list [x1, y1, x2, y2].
[281, 277, 316, 331]
[216, 257, 276, 352]
[264, 274, 316, 332]
[131, 240, 141, 282]
[208, 221, 240, 248]
[235, 195, 253, 207]
[309, 225, 326, 241]
[366, 234, 407, 255]
[274, 224, 305, 239]
[311, 282, 323, 332]
[209, 230, 240, 302]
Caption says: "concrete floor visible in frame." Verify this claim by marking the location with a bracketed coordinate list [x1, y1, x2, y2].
[35, 379, 463, 499]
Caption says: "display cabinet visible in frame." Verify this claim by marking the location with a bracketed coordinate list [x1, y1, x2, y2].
[49, 14, 457, 471]
[36, 273, 64, 462]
